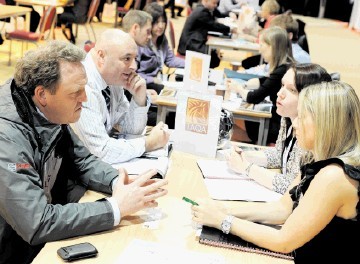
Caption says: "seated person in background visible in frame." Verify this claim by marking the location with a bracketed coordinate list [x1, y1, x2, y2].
[122, 10, 153, 48]
[217, 0, 248, 17]
[4, 0, 40, 33]
[192, 80, 360, 263]
[177, 0, 235, 68]
[138, 2, 185, 95]
[238, 0, 280, 44]
[0, 40, 168, 263]
[228, 63, 332, 194]
[227, 27, 294, 145]
[227, 26, 294, 145]
[71, 29, 170, 164]
[244, 11, 311, 76]
[58, 0, 91, 44]
[122, 10, 157, 102]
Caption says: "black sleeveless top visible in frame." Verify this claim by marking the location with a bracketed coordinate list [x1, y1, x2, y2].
[289, 158, 360, 263]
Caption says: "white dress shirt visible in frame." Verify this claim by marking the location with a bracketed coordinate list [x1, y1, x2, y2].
[71, 53, 150, 164]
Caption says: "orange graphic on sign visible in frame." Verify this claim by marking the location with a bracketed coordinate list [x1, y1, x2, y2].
[185, 97, 210, 134]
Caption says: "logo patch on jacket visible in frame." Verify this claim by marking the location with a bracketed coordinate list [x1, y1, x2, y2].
[7, 163, 31, 172]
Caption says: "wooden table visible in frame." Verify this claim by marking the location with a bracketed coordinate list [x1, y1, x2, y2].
[32, 150, 292, 264]
[0, 5, 32, 31]
[14, 0, 69, 8]
[154, 95, 272, 146]
[206, 36, 260, 55]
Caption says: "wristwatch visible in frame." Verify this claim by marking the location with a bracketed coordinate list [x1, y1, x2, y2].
[221, 215, 234, 234]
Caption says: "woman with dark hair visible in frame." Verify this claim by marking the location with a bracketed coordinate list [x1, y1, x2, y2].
[137, 2, 185, 94]
[228, 26, 294, 145]
[228, 63, 332, 194]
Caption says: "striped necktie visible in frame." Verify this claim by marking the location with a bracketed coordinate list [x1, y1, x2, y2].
[102, 86, 111, 112]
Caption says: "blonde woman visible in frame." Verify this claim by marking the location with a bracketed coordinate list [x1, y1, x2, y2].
[228, 26, 294, 144]
[192, 81, 360, 263]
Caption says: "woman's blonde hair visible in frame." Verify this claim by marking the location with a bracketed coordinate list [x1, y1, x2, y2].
[260, 26, 294, 72]
[299, 81, 360, 166]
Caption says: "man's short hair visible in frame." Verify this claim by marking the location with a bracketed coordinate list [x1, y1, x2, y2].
[14, 40, 85, 95]
[122, 10, 152, 32]
[270, 12, 299, 41]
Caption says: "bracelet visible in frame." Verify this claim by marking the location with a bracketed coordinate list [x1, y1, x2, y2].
[245, 162, 253, 177]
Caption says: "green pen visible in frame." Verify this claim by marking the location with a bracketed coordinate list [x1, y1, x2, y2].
[182, 196, 199, 206]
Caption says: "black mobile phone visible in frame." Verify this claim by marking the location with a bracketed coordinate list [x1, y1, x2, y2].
[57, 242, 98, 262]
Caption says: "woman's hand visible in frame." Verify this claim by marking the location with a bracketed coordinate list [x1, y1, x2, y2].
[191, 198, 227, 229]
[227, 146, 252, 174]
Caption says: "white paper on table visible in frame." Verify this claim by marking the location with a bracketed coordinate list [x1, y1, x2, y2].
[197, 159, 248, 180]
[204, 178, 282, 202]
[116, 239, 225, 264]
[112, 156, 170, 178]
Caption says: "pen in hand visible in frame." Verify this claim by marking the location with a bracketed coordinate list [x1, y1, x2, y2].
[182, 196, 199, 206]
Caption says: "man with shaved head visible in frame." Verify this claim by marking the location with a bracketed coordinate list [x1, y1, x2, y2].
[71, 29, 169, 164]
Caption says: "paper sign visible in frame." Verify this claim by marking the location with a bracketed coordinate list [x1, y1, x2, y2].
[183, 51, 211, 92]
[173, 91, 222, 158]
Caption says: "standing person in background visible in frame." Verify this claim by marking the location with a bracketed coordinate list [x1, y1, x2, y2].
[58, 0, 91, 44]
[0, 40, 168, 263]
[71, 29, 170, 164]
[228, 63, 332, 194]
[192, 81, 360, 263]
[138, 2, 185, 95]
[177, 0, 235, 68]
[227, 26, 294, 145]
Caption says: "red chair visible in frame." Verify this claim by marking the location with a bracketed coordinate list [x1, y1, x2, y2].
[167, 19, 176, 52]
[5, 6, 56, 66]
[74, 0, 101, 42]
[114, 0, 134, 28]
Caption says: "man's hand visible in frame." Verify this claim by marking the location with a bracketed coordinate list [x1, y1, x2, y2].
[147, 89, 158, 103]
[145, 121, 170, 152]
[112, 169, 168, 217]
[124, 72, 147, 106]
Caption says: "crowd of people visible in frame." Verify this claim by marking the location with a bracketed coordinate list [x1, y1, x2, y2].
[0, 0, 359, 263]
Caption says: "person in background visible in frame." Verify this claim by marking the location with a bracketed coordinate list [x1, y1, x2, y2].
[244, 11, 311, 76]
[0, 40, 168, 263]
[177, 0, 235, 68]
[192, 80, 360, 263]
[164, 0, 184, 18]
[4, 0, 40, 33]
[138, 2, 185, 95]
[228, 63, 332, 194]
[71, 29, 170, 164]
[217, 0, 247, 17]
[239, 0, 280, 43]
[58, 0, 91, 44]
[122, 10, 153, 47]
[228, 26, 294, 145]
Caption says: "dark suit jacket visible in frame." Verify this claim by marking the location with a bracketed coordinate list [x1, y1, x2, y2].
[177, 4, 230, 55]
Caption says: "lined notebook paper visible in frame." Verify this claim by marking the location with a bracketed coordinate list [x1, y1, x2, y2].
[199, 226, 294, 260]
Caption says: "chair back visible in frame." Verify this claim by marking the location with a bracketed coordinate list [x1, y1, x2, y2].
[168, 20, 176, 51]
[38, 6, 56, 39]
[87, 0, 101, 23]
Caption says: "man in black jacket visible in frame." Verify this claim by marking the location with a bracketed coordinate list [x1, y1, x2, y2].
[177, 0, 233, 68]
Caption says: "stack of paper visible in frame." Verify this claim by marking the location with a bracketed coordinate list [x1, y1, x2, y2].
[197, 159, 281, 202]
